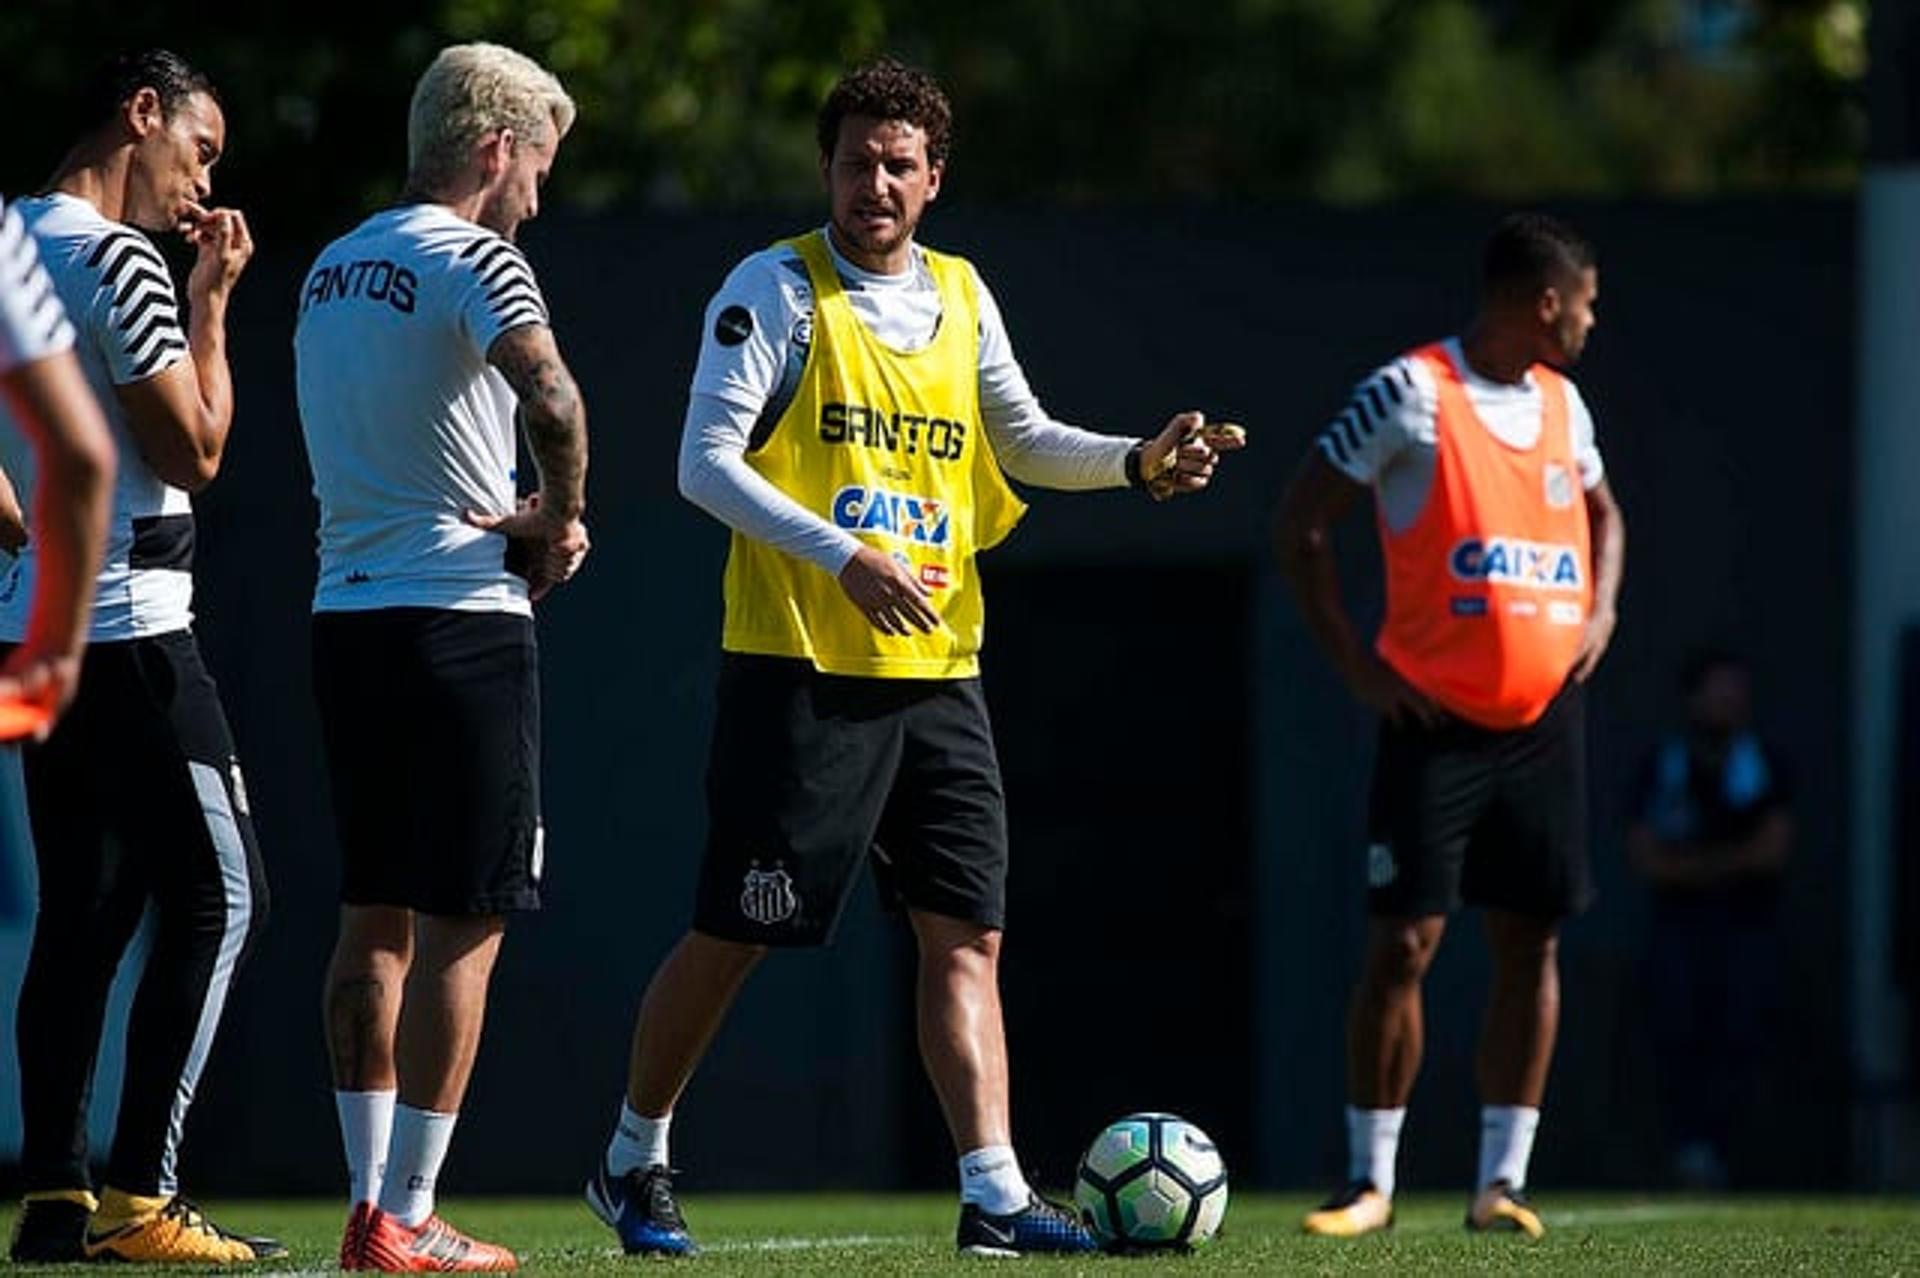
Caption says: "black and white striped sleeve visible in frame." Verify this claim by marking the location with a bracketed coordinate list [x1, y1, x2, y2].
[87, 227, 187, 383]
[0, 198, 76, 376]
[1315, 358, 1426, 484]
[454, 234, 549, 357]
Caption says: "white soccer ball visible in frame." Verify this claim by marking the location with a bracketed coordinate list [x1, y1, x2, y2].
[1074, 1112, 1228, 1250]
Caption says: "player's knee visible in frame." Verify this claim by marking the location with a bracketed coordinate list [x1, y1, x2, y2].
[910, 915, 1001, 968]
[684, 930, 768, 974]
[1368, 924, 1440, 988]
[1487, 914, 1559, 969]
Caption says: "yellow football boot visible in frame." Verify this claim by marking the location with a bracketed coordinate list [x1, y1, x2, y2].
[1302, 1180, 1394, 1236]
[83, 1188, 288, 1263]
[1466, 1180, 1545, 1239]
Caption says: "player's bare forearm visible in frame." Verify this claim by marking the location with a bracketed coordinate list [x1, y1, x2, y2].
[185, 300, 235, 460]
[494, 326, 587, 519]
[0, 465, 27, 555]
[0, 350, 114, 668]
[1586, 478, 1625, 622]
[1274, 453, 1370, 680]
[174, 204, 250, 474]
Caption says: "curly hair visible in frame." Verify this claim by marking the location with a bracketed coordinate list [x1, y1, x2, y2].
[816, 58, 952, 166]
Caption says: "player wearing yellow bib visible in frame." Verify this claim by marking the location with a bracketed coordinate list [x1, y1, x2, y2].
[587, 59, 1242, 1258]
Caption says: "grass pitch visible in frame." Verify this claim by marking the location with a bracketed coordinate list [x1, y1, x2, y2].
[6, 1193, 1917, 1274]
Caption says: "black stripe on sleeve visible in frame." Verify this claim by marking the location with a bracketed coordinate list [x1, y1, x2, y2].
[1335, 407, 1364, 456]
[1319, 428, 1352, 468]
[128, 337, 188, 379]
[485, 272, 536, 304]
[119, 288, 172, 333]
[486, 284, 544, 316]
[1363, 382, 1388, 421]
[478, 255, 531, 292]
[96, 236, 167, 289]
[468, 241, 514, 276]
[112, 264, 171, 309]
[491, 305, 546, 332]
[127, 309, 181, 352]
[22, 273, 58, 323]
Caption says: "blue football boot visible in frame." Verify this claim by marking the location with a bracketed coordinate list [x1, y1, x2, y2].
[586, 1161, 697, 1256]
[956, 1193, 1098, 1256]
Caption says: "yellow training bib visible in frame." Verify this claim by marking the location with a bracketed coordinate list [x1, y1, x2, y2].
[721, 231, 1026, 678]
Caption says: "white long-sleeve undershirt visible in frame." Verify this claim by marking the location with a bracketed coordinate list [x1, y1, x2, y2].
[677, 229, 1136, 574]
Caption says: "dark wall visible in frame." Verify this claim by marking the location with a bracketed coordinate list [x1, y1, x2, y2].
[38, 198, 1851, 1195]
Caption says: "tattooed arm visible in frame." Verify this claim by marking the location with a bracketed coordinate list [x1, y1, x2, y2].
[472, 323, 590, 598]
[490, 323, 587, 519]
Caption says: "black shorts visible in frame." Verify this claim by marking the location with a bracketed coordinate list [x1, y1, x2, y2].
[693, 654, 1009, 947]
[312, 608, 541, 916]
[1366, 681, 1592, 920]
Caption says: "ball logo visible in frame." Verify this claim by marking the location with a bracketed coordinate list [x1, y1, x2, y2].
[832, 486, 951, 546]
[740, 861, 799, 926]
[1449, 537, 1583, 592]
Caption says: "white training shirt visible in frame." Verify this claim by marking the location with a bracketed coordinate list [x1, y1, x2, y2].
[680, 228, 1138, 573]
[0, 196, 76, 374]
[1316, 337, 1606, 533]
[0, 193, 193, 642]
[294, 204, 551, 615]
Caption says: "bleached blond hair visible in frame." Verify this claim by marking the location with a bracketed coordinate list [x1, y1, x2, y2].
[407, 43, 576, 190]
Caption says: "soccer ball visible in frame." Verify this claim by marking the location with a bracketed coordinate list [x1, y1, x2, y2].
[1074, 1113, 1228, 1251]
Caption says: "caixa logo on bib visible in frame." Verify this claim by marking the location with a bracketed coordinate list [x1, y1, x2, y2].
[832, 486, 950, 546]
[740, 861, 799, 926]
[1448, 537, 1583, 592]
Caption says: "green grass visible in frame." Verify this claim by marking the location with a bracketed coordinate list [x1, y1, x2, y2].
[7, 1193, 1918, 1274]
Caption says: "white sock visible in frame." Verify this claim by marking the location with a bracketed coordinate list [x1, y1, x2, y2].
[1477, 1105, 1540, 1191]
[378, 1105, 458, 1227]
[607, 1101, 672, 1177]
[1346, 1105, 1406, 1199]
[958, 1145, 1031, 1215]
[335, 1090, 396, 1206]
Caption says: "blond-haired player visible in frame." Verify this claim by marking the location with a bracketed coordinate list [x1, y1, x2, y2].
[295, 42, 587, 1272]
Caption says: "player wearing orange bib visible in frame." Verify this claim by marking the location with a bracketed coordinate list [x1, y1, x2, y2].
[1274, 213, 1625, 1239]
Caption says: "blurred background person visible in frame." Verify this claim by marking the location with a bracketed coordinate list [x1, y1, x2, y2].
[1628, 648, 1793, 1190]
[0, 189, 116, 938]
[0, 192, 115, 740]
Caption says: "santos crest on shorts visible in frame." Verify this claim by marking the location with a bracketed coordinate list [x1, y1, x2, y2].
[294, 203, 551, 616]
[0, 194, 194, 642]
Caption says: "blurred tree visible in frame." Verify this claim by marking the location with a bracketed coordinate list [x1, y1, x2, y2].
[0, 0, 1868, 234]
